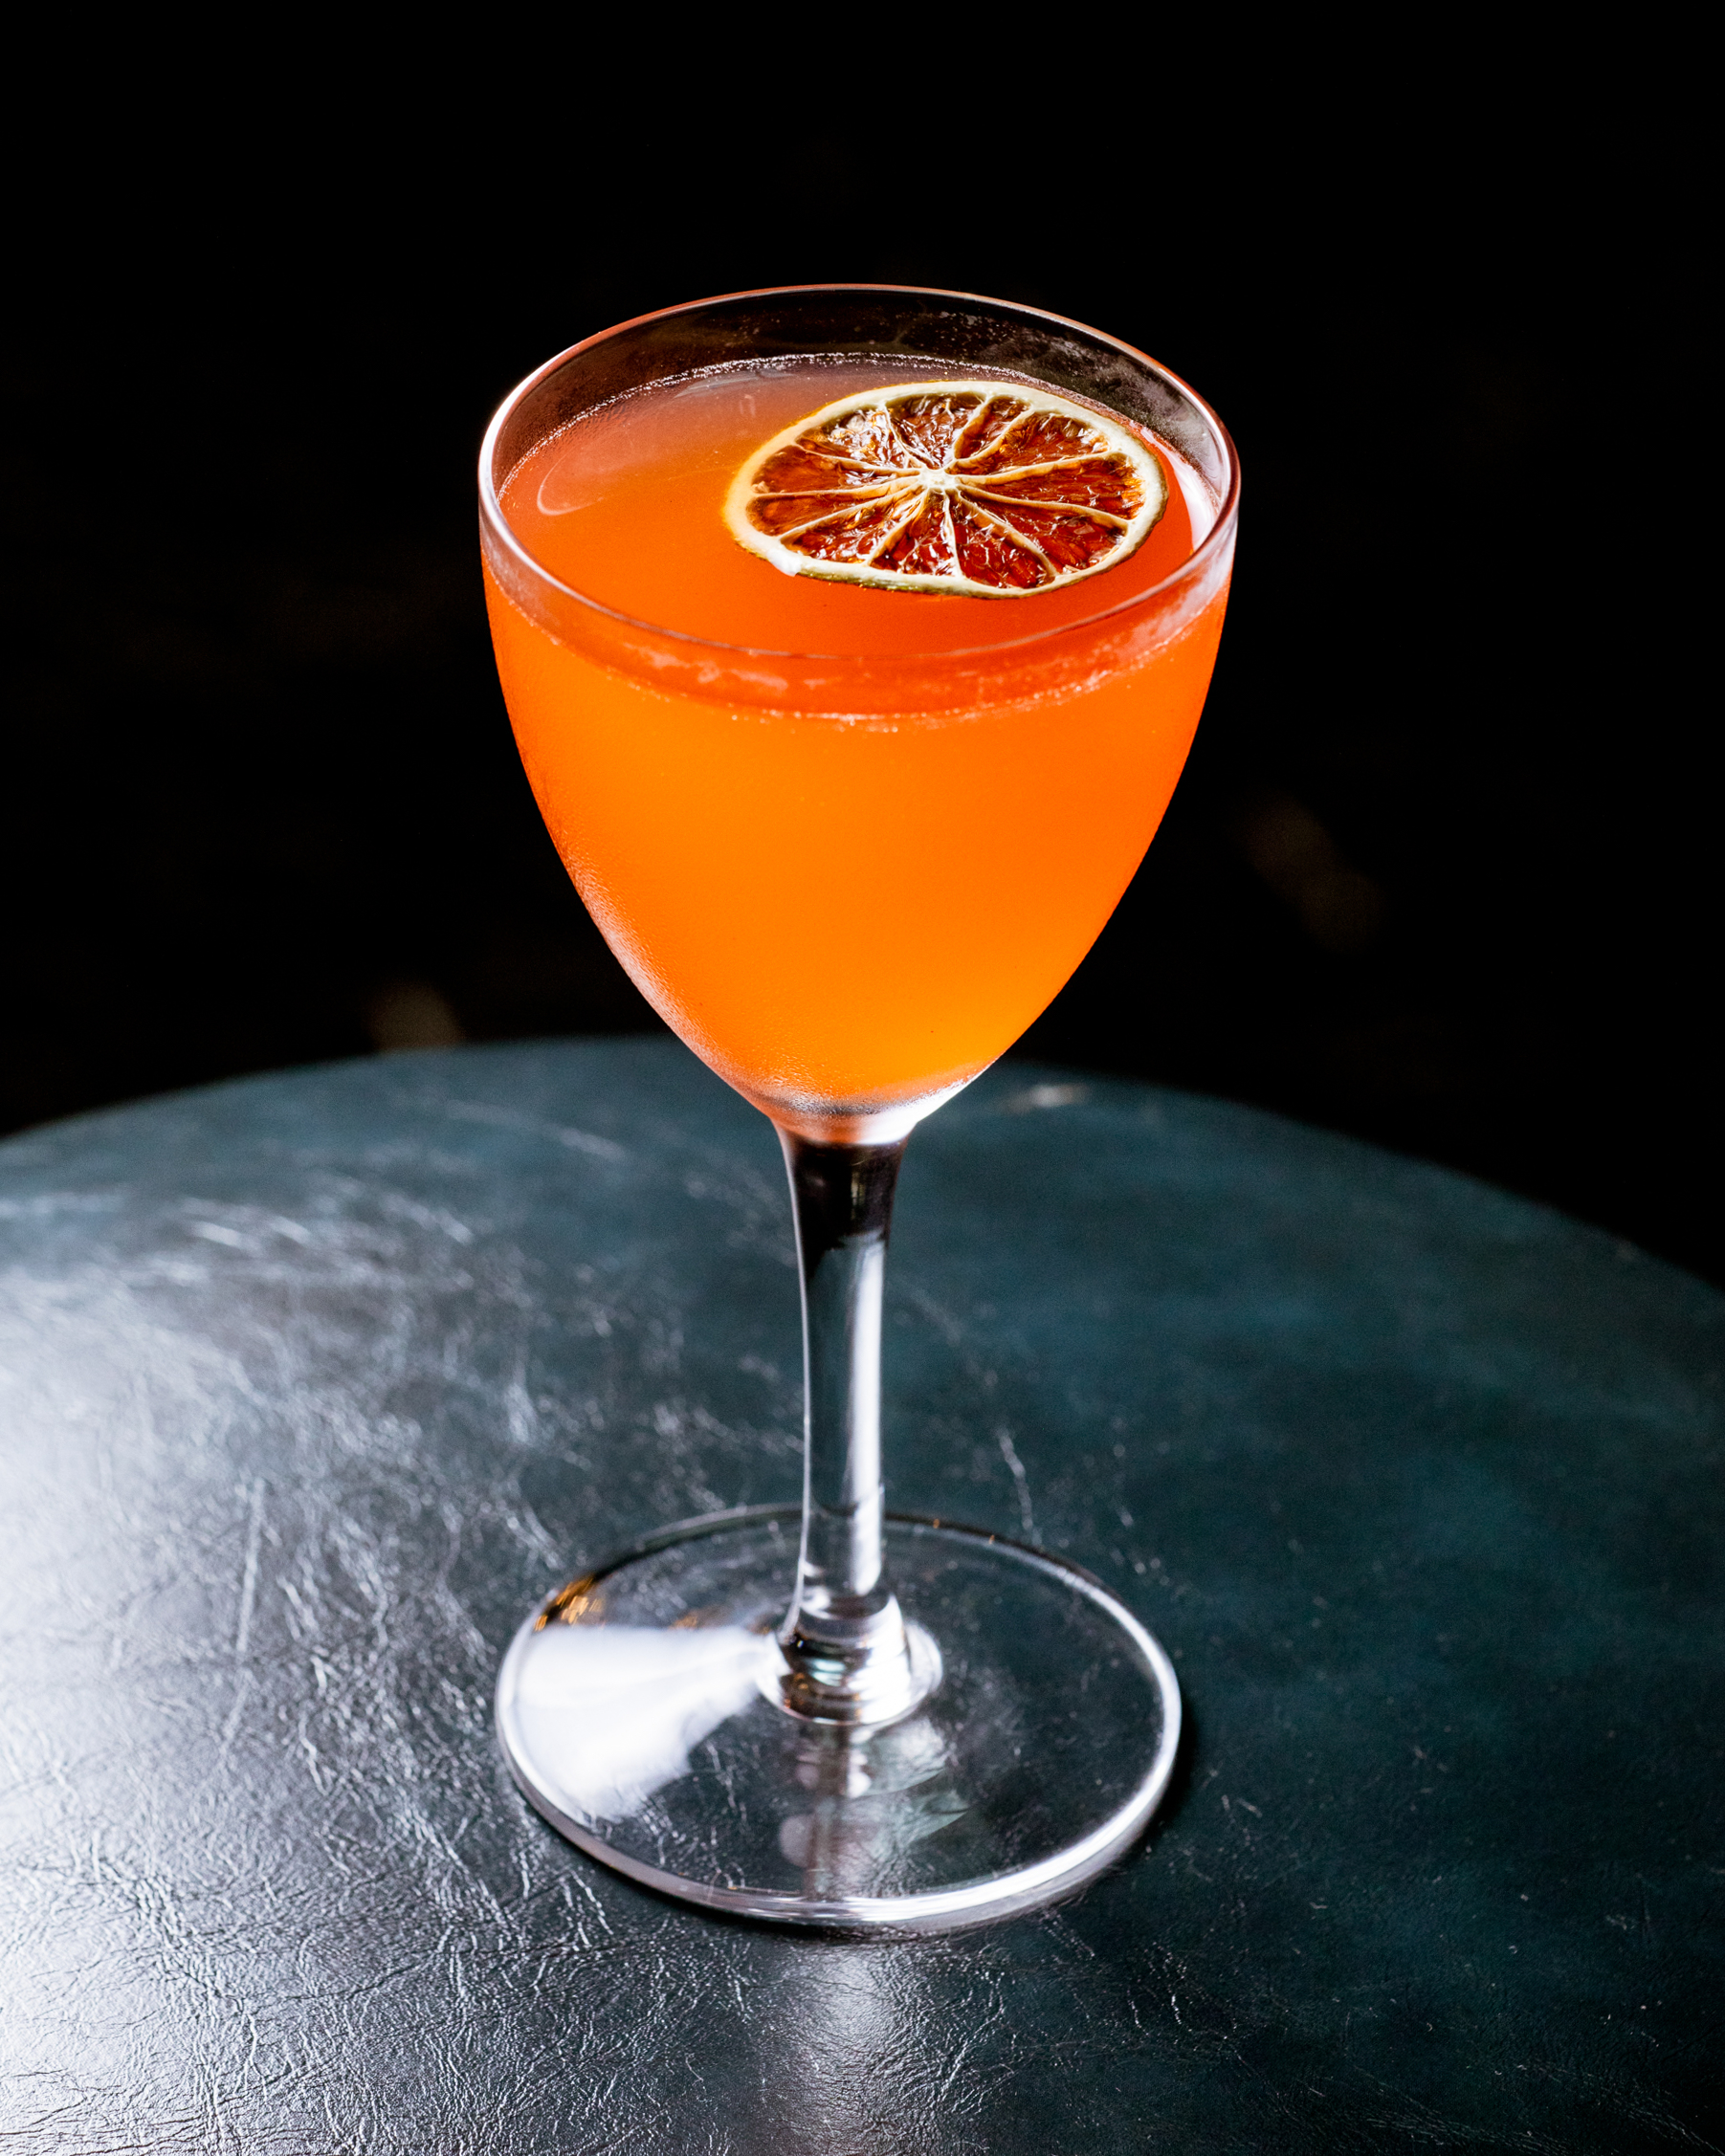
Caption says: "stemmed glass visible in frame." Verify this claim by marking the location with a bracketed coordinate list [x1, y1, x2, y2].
[481, 287, 1237, 1930]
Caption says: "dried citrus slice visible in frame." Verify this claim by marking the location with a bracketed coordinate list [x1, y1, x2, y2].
[724, 380, 1167, 597]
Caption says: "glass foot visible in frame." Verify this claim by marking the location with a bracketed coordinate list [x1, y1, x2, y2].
[496, 1507, 1182, 1934]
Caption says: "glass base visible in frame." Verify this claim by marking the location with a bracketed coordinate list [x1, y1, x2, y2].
[495, 1507, 1182, 1934]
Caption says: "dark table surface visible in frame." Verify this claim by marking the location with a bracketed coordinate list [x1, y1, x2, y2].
[1, 1038, 1720, 2153]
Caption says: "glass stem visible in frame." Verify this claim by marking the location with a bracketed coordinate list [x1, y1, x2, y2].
[775, 1129, 918, 1722]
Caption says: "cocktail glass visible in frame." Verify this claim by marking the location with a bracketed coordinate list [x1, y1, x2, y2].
[481, 287, 1237, 1931]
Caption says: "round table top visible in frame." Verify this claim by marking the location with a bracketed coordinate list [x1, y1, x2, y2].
[2, 1039, 1719, 2152]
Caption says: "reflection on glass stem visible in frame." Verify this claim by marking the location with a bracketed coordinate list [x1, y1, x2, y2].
[781, 1717, 965, 1898]
[776, 1131, 940, 1726]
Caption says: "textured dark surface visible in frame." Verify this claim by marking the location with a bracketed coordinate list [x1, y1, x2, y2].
[1, 1038, 1720, 2152]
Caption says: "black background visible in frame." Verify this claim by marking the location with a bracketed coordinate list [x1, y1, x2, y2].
[8, 64, 1714, 1278]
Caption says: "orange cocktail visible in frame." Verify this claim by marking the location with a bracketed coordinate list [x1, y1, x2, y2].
[481, 339, 1231, 1126]
[485, 290, 1241, 1932]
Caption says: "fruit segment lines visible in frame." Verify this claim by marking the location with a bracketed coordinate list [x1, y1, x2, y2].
[725, 380, 1166, 596]
[961, 483, 1131, 532]
[955, 495, 1058, 579]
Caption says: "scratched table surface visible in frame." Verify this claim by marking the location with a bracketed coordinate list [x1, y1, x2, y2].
[1, 1038, 1720, 2153]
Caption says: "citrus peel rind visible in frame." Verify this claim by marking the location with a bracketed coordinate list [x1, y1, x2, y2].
[723, 380, 1167, 597]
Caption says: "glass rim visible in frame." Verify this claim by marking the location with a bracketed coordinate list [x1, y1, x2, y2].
[477, 282, 1241, 665]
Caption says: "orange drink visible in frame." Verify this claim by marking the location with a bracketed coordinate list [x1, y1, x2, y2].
[481, 329, 1234, 1130]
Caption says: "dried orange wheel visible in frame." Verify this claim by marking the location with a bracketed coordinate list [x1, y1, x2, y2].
[724, 380, 1167, 597]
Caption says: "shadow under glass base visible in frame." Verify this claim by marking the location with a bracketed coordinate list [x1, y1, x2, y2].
[496, 1507, 1182, 1934]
